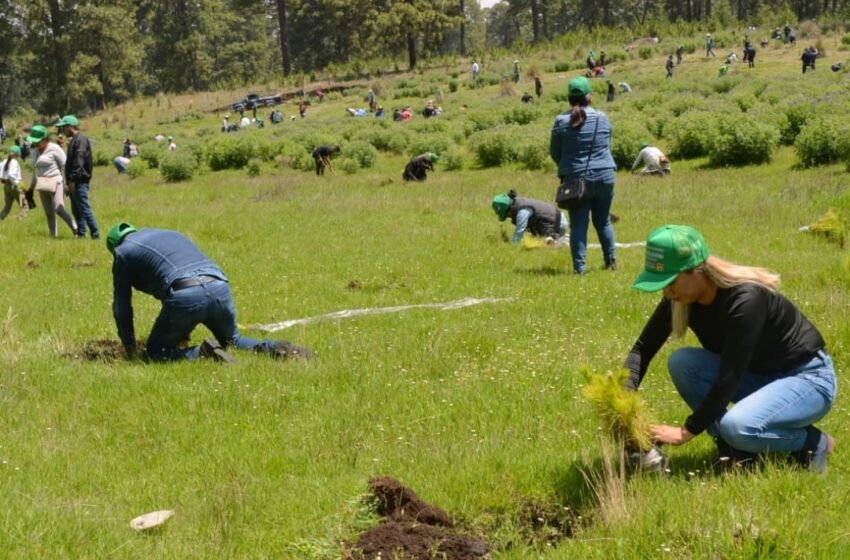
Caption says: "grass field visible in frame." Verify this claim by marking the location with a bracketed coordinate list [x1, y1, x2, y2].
[2, 30, 850, 559]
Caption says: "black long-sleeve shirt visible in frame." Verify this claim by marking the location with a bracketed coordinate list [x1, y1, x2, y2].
[65, 132, 93, 183]
[624, 283, 825, 435]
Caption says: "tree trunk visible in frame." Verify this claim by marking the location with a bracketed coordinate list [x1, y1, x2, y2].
[459, 0, 466, 56]
[275, 0, 292, 76]
[46, 0, 67, 113]
[407, 33, 417, 69]
[530, 0, 540, 43]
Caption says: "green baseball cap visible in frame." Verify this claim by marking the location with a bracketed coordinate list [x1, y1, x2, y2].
[429, 152, 439, 163]
[7, 145, 21, 155]
[55, 115, 80, 128]
[26, 125, 48, 144]
[639, 142, 649, 149]
[632, 225, 710, 292]
[106, 222, 138, 254]
[568, 76, 592, 97]
[492, 193, 512, 222]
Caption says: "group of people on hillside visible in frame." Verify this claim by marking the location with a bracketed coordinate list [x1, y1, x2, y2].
[1, 116, 100, 239]
[488, 73, 835, 474]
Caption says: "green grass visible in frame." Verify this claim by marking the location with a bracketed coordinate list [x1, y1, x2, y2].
[2, 32, 850, 559]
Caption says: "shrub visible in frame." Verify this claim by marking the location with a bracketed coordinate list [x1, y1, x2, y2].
[463, 110, 500, 137]
[337, 157, 359, 174]
[517, 139, 549, 170]
[667, 112, 716, 159]
[610, 119, 649, 169]
[842, 34, 850, 45]
[503, 105, 540, 125]
[138, 146, 161, 169]
[780, 103, 813, 145]
[92, 149, 111, 167]
[712, 76, 740, 94]
[158, 151, 197, 182]
[796, 116, 850, 167]
[345, 141, 378, 169]
[126, 160, 147, 179]
[246, 158, 262, 177]
[205, 134, 261, 170]
[448, 80, 458, 93]
[708, 114, 778, 167]
[469, 126, 520, 167]
[638, 45, 655, 59]
[554, 61, 572, 72]
[442, 149, 464, 171]
[407, 133, 451, 158]
[735, 94, 756, 113]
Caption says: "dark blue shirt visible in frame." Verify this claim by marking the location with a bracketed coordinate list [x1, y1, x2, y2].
[549, 106, 616, 179]
[112, 229, 227, 349]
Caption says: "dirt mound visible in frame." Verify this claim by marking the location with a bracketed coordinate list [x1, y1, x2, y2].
[348, 477, 490, 560]
[66, 339, 140, 362]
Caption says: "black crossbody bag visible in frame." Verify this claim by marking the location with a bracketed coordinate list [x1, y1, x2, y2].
[555, 113, 599, 210]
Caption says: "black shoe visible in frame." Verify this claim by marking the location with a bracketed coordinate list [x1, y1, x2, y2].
[605, 258, 617, 271]
[712, 437, 758, 473]
[200, 338, 239, 364]
[268, 340, 314, 360]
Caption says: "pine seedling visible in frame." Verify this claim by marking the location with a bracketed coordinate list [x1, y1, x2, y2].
[800, 209, 845, 249]
[581, 367, 654, 452]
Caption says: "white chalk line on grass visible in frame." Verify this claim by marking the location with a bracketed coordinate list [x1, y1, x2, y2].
[246, 297, 511, 333]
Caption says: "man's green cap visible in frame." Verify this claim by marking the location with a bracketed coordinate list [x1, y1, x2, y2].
[632, 225, 710, 292]
[492, 193, 511, 222]
[429, 152, 439, 163]
[7, 145, 21, 155]
[55, 115, 80, 128]
[107, 222, 138, 255]
[568, 76, 592, 97]
[26, 125, 48, 144]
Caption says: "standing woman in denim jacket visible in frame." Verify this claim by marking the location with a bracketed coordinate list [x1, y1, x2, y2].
[549, 76, 617, 274]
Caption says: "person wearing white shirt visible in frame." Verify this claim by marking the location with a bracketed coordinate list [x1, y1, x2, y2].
[631, 143, 671, 175]
[471, 60, 480, 80]
[0, 145, 26, 219]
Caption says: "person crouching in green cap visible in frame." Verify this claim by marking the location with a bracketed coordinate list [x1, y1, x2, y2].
[492, 190, 567, 244]
[0, 145, 27, 219]
[402, 152, 438, 182]
[623, 224, 836, 473]
[549, 76, 618, 274]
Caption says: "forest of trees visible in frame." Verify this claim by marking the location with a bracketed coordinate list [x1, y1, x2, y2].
[0, 0, 846, 115]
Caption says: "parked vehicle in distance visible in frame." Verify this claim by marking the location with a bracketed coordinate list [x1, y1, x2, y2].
[231, 92, 282, 113]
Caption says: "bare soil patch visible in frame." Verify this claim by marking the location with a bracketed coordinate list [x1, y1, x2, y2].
[347, 477, 490, 560]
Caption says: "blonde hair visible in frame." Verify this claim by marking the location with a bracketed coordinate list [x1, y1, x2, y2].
[670, 255, 782, 338]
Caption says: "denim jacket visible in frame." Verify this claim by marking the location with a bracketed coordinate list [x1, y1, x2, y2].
[549, 106, 616, 179]
[112, 229, 226, 349]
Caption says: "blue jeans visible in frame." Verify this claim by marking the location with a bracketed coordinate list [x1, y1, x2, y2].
[668, 347, 837, 454]
[565, 173, 616, 273]
[146, 279, 277, 361]
[69, 183, 100, 238]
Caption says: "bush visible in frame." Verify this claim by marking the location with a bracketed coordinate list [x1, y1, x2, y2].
[638, 46, 655, 59]
[158, 151, 197, 182]
[708, 115, 778, 167]
[463, 110, 500, 137]
[407, 133, 451, 158]
[469, 126, 520, 167]
[448, 80, 458, 93]
[610, 119, 650, 169]
[345, 141, 378, 168]
[92, 149, 111, 167]
[796, 116, 850, 167]
[205, 134, 262, 170]
[138, 146, 161, 169]
[553, 61, 572, 72]
[126, 160, 147, 179]
[712, 76, 740, 94]
[517, 140, 549, 170]
[667, 112, 716, 159]
[735, 94, 756, 113]
[503, 105, 540, 125]
[780, 104, 813, 145]
[246, 158, 262, 177]
[337, 157, 359, 174]
[442, 149, 464, 171]
[842, 34, 850, 45]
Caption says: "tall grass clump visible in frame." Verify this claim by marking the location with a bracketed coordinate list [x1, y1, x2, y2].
[801, 209, 846, 248]
[708, 114, 778, 167]
[581, 368, 653, 452]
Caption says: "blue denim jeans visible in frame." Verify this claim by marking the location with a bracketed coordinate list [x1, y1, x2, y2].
[69, 183, 100, 238]
[146, 279, 277, 361]
[565, 174, 616, 273]
[668, 347, 837, 454]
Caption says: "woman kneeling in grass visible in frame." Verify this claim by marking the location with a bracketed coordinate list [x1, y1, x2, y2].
[625, 225, 836, 472]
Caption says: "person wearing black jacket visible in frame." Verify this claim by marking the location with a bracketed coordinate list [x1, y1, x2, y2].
[625, 225, 836, 472]
[402, 152, 437, 182]
[57, 115, 100, 239]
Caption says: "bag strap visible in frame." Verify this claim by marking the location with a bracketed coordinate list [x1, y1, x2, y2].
[582, 111, 600, 178]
